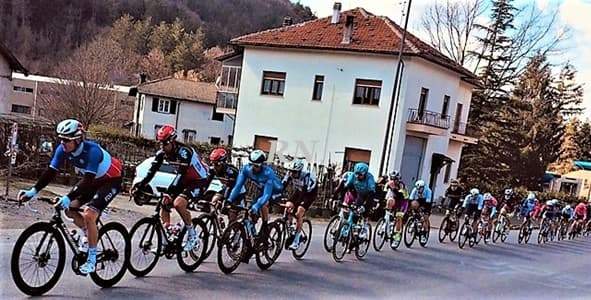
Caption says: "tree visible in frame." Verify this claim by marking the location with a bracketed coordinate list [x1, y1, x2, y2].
[141, 48, 171, 80]
[551, 118, 581, 174]
[577, 122, 591, 161]
[554, 63, 584, 116]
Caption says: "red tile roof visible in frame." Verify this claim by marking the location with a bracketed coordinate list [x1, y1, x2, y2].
[231, 8, 479, 85]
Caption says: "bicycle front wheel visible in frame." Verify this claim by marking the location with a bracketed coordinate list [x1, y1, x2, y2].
[128, 217, 161, 277]
[373, 218, 388, 251]
[90, 222, 130, 288]
[438, 217, 449, 243]
[11, 222, 66, 296]
[256, 221, 282, 270]
[332, 223, 351, 262]
[292, 219, 312, 260]
[196, 214, 217, 262]
[323, 215, 340, 252]
[458, 224, 469, 249]
[217, 221, 247, 274]
[403, 218, 416, 248]
[355, 223, 372, 260]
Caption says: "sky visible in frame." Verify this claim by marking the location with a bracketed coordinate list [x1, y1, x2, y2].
[294, 0, 591, 119]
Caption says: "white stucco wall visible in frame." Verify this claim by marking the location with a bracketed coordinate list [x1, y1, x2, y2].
[137, 94, 234, 144]
[0, 58, 12, 114]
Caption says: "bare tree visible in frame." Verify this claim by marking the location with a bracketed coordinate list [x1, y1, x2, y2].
[421, 0, 486, 66]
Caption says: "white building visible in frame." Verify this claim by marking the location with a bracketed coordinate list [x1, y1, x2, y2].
[218, 6, 479, 199]
[0, 42, 28, 115]
[132, 77, 234, 145]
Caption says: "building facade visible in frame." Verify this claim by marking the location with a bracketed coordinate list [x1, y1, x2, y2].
[0, 42, 28, 115]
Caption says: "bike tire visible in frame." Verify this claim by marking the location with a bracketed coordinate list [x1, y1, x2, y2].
[373, 218, 387, 251]
[11, 222, 66, 296]
[458, 224, 468, 249]
[90, 222, 130, 288]
[292, 219, 312, 260]
[323, 215, 340, 253]
[524, 227, 532, 244]
[256, 222, 282, 270]
[217, 221, 246, 274]
[419, 227, 429, 248]
[355, 223, 372, 260]
[518, 225, 525, 244]
[196, 214, 217, 262]
[438, 217, 449, 243]
[128, 217, 161, 277]
[176, 218, 207, 272]
[332, 223, 351, 263]
[403, 217, 416, 248]
[449, 220, 459, 242]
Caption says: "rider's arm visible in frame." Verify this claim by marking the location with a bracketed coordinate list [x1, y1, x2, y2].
[306, 171, 318, 192]
[477, 195, 484, 210]
[139, 151, 165, 187]
[166, 148, 192, 196]
[409, 188, 418, 201]
[33, 145, 66, 191]
[462, 195, 470, 208]
[228, 167, 247, 203]
[281, 172, 291, 187]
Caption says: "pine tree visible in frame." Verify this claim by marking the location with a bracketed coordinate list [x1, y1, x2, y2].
[551, 118, 581, 174]
[577, 122, 591, 161]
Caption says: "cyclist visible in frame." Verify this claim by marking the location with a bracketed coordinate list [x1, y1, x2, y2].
[409, 180, 433, 243]
[462, 188, 484, 238]
[444, 179, 464, 214]
[561, 203, 574, 221]
[499, 188, 518, 217]
[282, 159, 318, 250]
[206, 148, 243, 222]
[519, 192, 538, 228]
[571, 201, 588, 235]
[540, 199, 560, 232]
[383, 171, 408, 246]
[135, 124, 209, 252]
[18, 119, 123, 274]
[227, 149, 283, 227]
[482, 192, 498, 239]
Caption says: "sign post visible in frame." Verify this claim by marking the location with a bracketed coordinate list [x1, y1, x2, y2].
[5, 123, 18, 199]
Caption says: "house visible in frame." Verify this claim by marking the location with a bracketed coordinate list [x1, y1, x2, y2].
[5, 73, 134, 125]
[546, 161, 591, 200]
[0, 42, 28, 115]
[131, 77, 234, 145]
[217, 4, 479, 200]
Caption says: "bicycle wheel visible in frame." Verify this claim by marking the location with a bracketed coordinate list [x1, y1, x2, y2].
[403, 218, 416, 248]
[292, 219, 312, 260]
[323, 215, 340, 253]
[272, 219, 287, 252]
[419, 226, 429, 248]
[438, 217, 449, 243]
[518, 225, 526, 244]
[475, 221, 483, 245]
[196, 214, 217, 262]
[11, 222, 66, 296]
[458, 223, 469, 249]
[256, 222, 282, 270]
[128, 217, 161, 277]
[332, 223, 351, 263]
[176, 218, 207, 272]
[217, 221, 247, 274]
[373, 218, 388, 251]
[524, 227, 532, 244]
[90, 222, 130, 288]
[355, 223, 372, 260]
[449, 219, 459, 242]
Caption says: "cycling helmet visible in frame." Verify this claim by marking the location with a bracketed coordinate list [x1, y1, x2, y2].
[504, 188, 513, 195]
[565, 204, 571, 209]
[470, 188, 479, 196]
[388, 170, 401, 180]
[209, 148, 228, 162]
[288, 159, 305, 172]
[249, 149, 266, 165]
[545, 200, 553, 206]
[56, 119, 84, 139]
[527, 192, 536, 200]
[483, 193, 492, 201]
[156, 124, 177, 143]
[551, 199, 559, 206]
[415, 180, 425, 188]
[353, 162, 369, 175]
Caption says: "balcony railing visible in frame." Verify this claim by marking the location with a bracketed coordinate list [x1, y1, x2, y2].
[452, 121, 476, 136]
[216, 65, 241, 94]
[407, 109, 450, 129]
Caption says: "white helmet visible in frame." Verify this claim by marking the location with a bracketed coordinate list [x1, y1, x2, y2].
[56, 119, 84, 139]
[415, 180, 425, 188]
[483, 192, 492, 200]
[546, 200, 553, 206]
[551, 199, 560, 206]
[249, 149, 267, 166]
[288, 159, 305, 172]
[527, 192, 536, 200]
[470, 188, 479, 196]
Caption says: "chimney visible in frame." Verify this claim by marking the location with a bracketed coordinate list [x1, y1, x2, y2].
[342, 15, 354, 44]
[139, 73, 147, 84]
[331, 2, 342, 24]
[283, 16, 293, 26]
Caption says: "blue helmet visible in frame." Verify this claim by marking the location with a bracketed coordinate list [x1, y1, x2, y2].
[353, 162, 369, 175]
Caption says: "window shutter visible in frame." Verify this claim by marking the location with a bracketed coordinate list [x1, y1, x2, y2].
[151, 97, 158, 112]
[170, 100, 177, 114]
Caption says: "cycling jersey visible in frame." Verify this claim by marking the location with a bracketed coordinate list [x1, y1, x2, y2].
[463, 194, 484, 210]
[521, 198, 537, 214]
[483, 196, 498, 209]
[282, 170, 317, 193]
[574, 203, 588, 219]
[50, 140, 122, 179]
[206, 164, 240, 199]
[140, 144, 209, 197]
[228, 164, 283, 213]
[409, 186, 433, 203]
[561, 206, 574, 219]
[542, 205, 559, 219]
[385, 180, 408, 201]
[344, 172, 376, 197]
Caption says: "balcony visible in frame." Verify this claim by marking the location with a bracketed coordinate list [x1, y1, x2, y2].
[406, 108, 450, 136]
[216, 65, 241, 94]
[216, 92, 238, 115]
[450, 121, 478, 144]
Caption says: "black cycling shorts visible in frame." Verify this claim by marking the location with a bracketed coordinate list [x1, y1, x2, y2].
[76, 178, 122, 213]
[287, 188, 318, 210]
[413, 198, 432, 215]
[465, 203, 481, 220]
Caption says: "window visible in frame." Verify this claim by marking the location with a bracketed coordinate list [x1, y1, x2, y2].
[228, 135, 233, 146]
[254, 135, 278, 154]
[212, 107, 224, 121]
[442, 95, 450, 117]
[158, 99, 170, 113]
[151, 97, 177, 114]
[343, 147, 371, 172]
[418, 88, 429, 118]
[210, 137, 221, 145]
[353, 79, 381, 106]
[154, 125, 163, 139]
[454, 103, 463, 130]
[261, 71, 286, 96]
[13, 86, 33, 93]
[183, 129, 197, 143]
[312, 75, 324, 101]
[11, 104, 31, 114]
[444, 164, 452, 184]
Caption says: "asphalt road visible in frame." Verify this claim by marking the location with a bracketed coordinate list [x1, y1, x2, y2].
[1, 221, 590, 300]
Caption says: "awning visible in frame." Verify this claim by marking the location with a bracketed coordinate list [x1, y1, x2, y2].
[574, 160, 591, 171]
[431, 153, 455, 174]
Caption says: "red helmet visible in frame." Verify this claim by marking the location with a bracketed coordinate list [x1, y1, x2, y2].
[209, 148, 228, 162]
[156, 124, 177, 143]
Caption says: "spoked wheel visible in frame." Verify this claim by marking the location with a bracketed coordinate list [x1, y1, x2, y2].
[90, 222, 130, 288]
[217, 221, 247, 274]
[524, 226, 532, 244]
[449, 219, 459, 242]
[323, 215, 340, 253]
[390, 221, 402, 250]
[500, 225, 509, 243]
[332, 223, 351, 263]
[475, 221, 483, 245]
[196, 214, 217, 262]
[128, 217, 161, 277]
[292, 219, 312, 260]
[438, 217, 449, 243]
[255, 222, 282, 270]
[11, 222, 66, 296]
[458, 224, 469, 249]
[355, 223, 372, 260]
[403, 218, 416, 248]
[176, 218, 207, 272]
[518, 225, 526, 244]
[419, 227, 429, 248]
[373, 218, 389, 251]
[492, 221, 502, 243]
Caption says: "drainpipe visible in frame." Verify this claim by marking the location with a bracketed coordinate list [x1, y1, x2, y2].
[379, 0, 413, 175]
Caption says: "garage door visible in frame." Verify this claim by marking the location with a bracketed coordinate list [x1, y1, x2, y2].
[400, 136, 426, 186]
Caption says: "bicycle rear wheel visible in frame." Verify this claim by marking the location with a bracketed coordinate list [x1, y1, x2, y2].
[292, 219, 312, 260]
[11, 222, 66, 296]
[332, 223, 351, 262]
[403, 218, 416, 248]
[323, 215, 340, 253]
[90, 222, 130, 288]
[196, 214, 217, 262]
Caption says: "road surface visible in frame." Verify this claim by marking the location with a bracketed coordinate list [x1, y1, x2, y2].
[1, 221, 590, 299]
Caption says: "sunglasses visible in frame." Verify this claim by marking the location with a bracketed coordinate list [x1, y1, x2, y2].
[60, 138, 76, 144]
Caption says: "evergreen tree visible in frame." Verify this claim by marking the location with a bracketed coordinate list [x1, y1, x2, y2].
[577, 122, 591, 161]
[551, 118, 581, 174]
